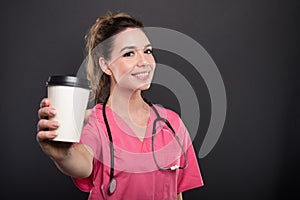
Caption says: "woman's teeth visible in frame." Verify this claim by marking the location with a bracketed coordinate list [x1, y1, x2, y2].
[132, 72, 149, 80]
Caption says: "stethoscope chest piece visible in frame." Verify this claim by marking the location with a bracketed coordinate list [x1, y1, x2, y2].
[108, 178, 117, 195]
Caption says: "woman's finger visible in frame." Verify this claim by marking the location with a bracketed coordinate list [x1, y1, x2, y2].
[38, 107, 57, 119]
[40, 98, 51, 108]
[37, 119, 60, 131]
[36, 130, 58, 143]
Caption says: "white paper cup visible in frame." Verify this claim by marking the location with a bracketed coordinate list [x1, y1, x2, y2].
[47, 76, 90, 143]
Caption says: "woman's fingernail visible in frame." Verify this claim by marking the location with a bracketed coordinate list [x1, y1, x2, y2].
[51, 132, 58, 137]
[49, 108, 56, 115]
[53, 121, 60, 128]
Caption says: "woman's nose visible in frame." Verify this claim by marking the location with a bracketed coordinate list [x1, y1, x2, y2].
[136, 51, 149, 67]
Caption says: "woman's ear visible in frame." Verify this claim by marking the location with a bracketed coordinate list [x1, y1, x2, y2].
[99, 57, 112, 75]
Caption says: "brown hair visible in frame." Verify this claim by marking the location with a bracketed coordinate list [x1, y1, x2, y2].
[85, 12, 143, 103]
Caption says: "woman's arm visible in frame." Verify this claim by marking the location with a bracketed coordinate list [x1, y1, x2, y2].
[177, 193, 183, 200]
[37, 98, 93, 178]
[51, 143, 93, 178]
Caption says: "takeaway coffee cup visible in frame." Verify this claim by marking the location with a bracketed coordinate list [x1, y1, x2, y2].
[46, 75, 90, 142]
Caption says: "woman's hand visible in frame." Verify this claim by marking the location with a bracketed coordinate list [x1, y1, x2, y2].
[36, 98, 93, 178]
[36, 98, 73, 161]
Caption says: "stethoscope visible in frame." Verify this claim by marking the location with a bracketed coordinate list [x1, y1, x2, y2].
[102, 98, 188, 195]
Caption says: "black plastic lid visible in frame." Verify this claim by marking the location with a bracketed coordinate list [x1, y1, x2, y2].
[46, 75, 91, 89]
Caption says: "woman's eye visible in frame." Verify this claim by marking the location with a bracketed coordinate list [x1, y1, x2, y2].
[144, 49, 153, 54]
[123, 51, 134, 57]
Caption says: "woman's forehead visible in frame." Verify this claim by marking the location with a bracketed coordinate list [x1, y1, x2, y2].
[113, 28, 151, 50]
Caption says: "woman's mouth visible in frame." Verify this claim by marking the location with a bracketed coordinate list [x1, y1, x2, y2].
[131, 71, 150, 80]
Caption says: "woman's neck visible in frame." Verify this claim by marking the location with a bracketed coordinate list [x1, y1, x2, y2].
[106, 86, 149, 127]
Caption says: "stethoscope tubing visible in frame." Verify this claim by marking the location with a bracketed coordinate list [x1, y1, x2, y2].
[102, 98, 188, 195]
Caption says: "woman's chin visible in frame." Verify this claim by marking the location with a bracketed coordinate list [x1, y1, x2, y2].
[138, 83, 151, 91]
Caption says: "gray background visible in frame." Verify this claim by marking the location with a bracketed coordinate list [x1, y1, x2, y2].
[1, 0, 299, 199]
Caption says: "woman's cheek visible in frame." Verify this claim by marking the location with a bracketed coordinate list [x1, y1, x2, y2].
[112, 62, 133, 82]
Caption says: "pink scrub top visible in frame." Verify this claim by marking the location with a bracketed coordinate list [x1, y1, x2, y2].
[73, 104, 204, 200]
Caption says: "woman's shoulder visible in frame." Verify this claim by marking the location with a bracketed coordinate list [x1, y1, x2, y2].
[152, 104, 188, 135]
[152, 104, 181, 121]
[92, 103, 104, 121]
[82, 104, 104, 126]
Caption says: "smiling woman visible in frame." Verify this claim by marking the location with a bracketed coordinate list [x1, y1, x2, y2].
[99, 28, 155, 93]
[36, 11, 204, 200]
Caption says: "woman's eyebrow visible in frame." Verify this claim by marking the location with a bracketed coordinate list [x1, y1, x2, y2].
[119, 44, 152, 53]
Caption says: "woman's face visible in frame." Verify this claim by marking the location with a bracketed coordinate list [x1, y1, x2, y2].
[104, 28, 156, 91]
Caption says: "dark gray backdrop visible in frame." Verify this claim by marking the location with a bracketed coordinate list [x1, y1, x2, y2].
[1, 0, 299, 199]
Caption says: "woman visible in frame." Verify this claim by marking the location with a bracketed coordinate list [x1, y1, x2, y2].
[37, 12, 203, 200]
